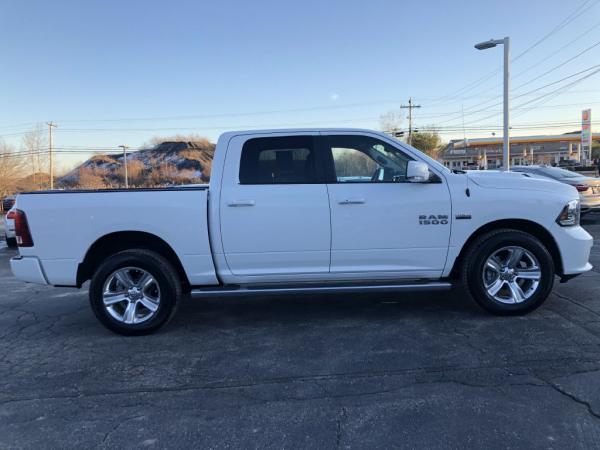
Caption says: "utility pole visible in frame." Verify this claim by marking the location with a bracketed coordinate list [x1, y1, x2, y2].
[400, 97, 421, 145]
[46, 122, 57, 189]
[119, 145, 130, 188]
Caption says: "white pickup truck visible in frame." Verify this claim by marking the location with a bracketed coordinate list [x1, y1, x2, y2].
[10, 129, 593, 335]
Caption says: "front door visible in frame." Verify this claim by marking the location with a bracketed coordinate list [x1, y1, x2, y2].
[323, 133, 451, 278]
[219, 134, 331, 277]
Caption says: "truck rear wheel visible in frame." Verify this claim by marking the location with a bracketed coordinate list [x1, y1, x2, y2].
[89, 249, 181, 335]
[462, 229, 555, 315]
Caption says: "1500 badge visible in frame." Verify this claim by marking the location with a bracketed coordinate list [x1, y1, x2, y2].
[419, 215, 449, 225]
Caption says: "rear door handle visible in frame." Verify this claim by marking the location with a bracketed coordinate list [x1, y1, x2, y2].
[338, 198, 366, 205]
[227, 200, 256, 207]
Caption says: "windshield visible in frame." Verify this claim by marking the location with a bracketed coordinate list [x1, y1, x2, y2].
[386, 135, 451, 174]
[536, 167, 586, 180]
[420, 151, 451, 173]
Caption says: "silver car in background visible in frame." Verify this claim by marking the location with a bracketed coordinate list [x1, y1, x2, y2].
[512, 165, 600, 214]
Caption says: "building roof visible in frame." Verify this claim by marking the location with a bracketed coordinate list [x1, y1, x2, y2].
[450, 132, 600, 149]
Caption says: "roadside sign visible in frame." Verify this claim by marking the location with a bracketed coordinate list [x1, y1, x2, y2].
[582, 109, 592, 160]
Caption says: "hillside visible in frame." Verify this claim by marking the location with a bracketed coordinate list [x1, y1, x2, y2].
[14, 172, 51, 191]
[58, 140, 215, 189]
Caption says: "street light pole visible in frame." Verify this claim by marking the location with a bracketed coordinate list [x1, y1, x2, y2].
[475, 37, 510, 171]
[118, 145, 130, 188]
[502, 37, 510, 172]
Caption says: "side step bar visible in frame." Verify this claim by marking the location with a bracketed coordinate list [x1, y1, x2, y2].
[191, 281, 452, 298]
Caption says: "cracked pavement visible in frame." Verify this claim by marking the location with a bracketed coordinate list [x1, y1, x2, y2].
[1, 216, 600, 448]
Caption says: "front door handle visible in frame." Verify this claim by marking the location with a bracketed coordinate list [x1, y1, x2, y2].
[338, 198, 366, 205]
[227, 200, 256, 207]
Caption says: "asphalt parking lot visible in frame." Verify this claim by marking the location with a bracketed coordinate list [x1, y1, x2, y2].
[2, 217, 600, 449]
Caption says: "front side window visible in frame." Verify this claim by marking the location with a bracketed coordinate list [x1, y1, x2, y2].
[326, 135, 412, 183]
[239, 136, 317, 184]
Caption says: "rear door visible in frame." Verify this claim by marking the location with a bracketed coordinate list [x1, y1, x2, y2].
[323, 132, 452, 278]
[219, 133, 331, 277]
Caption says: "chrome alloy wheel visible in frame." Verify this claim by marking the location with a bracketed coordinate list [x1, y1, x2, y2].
[482, 246, 542, 304]
[102, 267, 161, 324]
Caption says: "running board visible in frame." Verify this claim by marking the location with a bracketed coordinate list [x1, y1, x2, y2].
[190, 281, 452, 298]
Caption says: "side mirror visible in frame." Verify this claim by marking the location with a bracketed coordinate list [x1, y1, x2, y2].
[407, 161, 430, 183]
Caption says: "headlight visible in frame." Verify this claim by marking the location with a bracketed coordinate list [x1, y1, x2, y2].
[556, 199, 580, 227]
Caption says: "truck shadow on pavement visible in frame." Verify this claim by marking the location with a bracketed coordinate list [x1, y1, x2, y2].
[169, 289, 496, 333]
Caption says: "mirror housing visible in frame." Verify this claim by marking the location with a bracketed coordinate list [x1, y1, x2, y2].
[407, 161, 430, 183]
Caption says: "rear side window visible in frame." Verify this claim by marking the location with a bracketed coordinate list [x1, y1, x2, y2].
[239, 136, 317, 184]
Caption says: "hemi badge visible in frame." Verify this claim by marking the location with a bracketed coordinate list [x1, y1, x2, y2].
[455, 214, 472, 220]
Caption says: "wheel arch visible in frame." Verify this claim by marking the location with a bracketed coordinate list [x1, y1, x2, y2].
[77, 231, 190, 291]
[449, 219, 563, 278]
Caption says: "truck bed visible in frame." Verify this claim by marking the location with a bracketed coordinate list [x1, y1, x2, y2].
[14, 186, 218, 286]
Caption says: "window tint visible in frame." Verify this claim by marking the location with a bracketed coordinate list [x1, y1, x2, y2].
[327, 135, 412, 183]
[239, 136, 317, 184]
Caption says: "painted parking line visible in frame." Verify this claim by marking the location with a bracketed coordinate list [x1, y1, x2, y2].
[51, 291, 86, 298]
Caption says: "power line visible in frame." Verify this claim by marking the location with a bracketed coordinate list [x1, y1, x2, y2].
[512, 39, 600, 90]
[457, 67, 600, 126]
[512, 0, 600, 61]
[426, 0, 600, 109]
[54, 70, 600, 134]
[436, 64, 600, 126]
[512, 17, 600, 81]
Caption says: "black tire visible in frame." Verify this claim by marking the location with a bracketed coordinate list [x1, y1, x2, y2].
[5, 234, 17, 248]
[462, 229, 555, 315]
[89, 249, 181, 335]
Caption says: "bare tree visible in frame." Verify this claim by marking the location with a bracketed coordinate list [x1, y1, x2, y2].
[0, 140, 27, 199]
[379, 110, 404, 134]
[78, 167, 108, 189]
[21, 125, 47, 190]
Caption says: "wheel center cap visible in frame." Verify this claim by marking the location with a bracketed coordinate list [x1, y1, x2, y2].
[500, 267, 516, 281]
[127, 287, 142, 300]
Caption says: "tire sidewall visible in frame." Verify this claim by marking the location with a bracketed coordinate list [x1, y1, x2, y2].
[89, 251, 178, 335]
[468, 232, 554, 314]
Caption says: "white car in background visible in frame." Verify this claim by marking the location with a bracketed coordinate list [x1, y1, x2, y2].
[512, 165, 600, 215]
[3, 207, 17, 248]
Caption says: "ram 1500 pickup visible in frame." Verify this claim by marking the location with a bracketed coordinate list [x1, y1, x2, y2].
[9, 129, 593, 335]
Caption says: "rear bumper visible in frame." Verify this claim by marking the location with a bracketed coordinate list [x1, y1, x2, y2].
[554, 225, 594, 275]
[581, 204, 600, 213]
[10, 256, 48, 285]
[581, 195, 600, 212]
[3, 219, 14, 238]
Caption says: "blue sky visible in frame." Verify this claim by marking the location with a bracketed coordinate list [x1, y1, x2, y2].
[1, 0, 599, 169]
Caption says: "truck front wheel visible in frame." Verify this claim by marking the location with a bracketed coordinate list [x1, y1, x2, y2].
[89, 249, 181, 335]
[462, 229, 555, 315]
